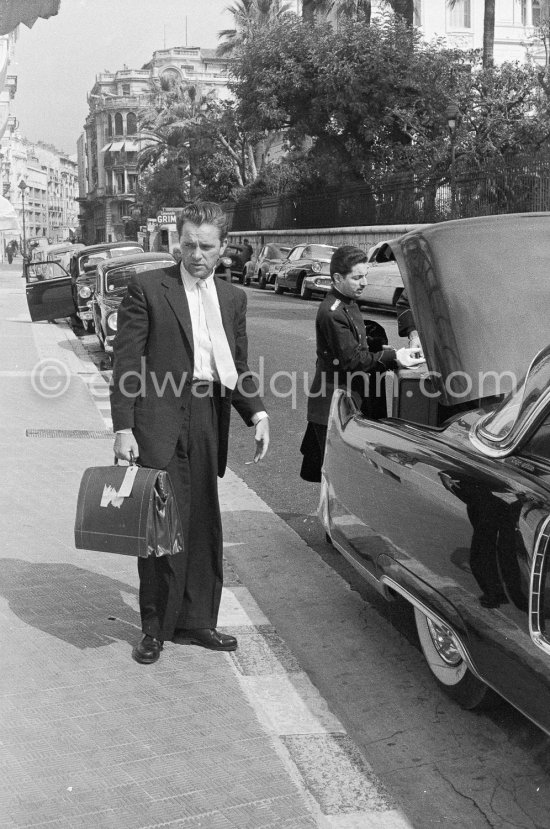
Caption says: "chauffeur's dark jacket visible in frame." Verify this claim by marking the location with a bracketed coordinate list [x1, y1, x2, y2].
[306, 287, 396, 426]
[110, 264, 264, 474]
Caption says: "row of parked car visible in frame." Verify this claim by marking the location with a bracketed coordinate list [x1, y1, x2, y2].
[24, 234, 403, 363]
[24, 241, 176, 360]
[243, 240, 404, 309]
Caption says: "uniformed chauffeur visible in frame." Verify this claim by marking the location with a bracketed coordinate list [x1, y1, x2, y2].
[300, 245, 421, 482]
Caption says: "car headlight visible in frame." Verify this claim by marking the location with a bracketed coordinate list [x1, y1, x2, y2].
[311, 261, 321, 273]
[107, 311, 118, 332]
[79, 285, 92, 299]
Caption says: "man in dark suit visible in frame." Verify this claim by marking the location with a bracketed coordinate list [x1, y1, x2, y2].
[111, 201, 269, 664]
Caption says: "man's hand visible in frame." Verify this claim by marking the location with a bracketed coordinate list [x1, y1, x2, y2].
[396, 347, 425, 368]
[114, 431, 139, 462]
[253, 417, 270, 462]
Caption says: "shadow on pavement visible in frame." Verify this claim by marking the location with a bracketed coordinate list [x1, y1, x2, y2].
[0, 558, 141, 648]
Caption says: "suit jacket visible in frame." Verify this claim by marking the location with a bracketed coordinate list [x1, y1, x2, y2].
[306, 288, 396, 426]
[110, 264, 264, 475]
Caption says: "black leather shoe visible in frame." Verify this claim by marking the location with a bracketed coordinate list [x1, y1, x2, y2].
[173, 628, 237, 651]
[132, 634, 163, 664]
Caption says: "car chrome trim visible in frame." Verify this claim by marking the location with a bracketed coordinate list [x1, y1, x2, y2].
[469, 390, 550, 458]
[380, 576, 479, 674]
[529, 514, 550, 656]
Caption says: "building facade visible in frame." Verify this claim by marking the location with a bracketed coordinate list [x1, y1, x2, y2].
[1, 134, 79, 244]
[78, 48, 232, 245]
[303, 0, 550, 64]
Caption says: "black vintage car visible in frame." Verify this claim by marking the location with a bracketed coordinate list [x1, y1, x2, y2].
[91, 252, 175, 356]
[321, 213, 550, 734]
[25, 241, 144, 326]
[68, 242, 143, 330]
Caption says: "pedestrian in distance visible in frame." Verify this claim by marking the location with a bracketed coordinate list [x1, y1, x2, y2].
[300, 244, 422, 483]
[111, 201, 270, 665]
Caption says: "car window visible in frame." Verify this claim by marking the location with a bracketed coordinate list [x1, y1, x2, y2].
[105, 260, 172, 293]
[288, 246, 305, 261]
[308, 244, 336, 260]
[108, 246, 142, 259]
[78, 247, 142, 274]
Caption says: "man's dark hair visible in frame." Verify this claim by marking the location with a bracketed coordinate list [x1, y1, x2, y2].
[330, 245, 368, 279]
[176, 201, 228, 240]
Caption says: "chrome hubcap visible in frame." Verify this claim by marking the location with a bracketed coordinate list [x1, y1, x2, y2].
[426, 618, 462, 666]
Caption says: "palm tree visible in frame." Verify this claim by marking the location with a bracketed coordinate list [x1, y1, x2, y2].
[217, 0, 294, 56]
[447, 0, 495, 68]
[138, 77, 218, 198]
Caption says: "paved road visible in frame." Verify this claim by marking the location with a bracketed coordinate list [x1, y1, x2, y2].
[79, 283, 550, 828]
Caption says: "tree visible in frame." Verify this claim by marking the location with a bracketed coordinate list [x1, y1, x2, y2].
[231, 13, 442, 180]
[138, 75, 270, 205]
[217, 0, 294, 56]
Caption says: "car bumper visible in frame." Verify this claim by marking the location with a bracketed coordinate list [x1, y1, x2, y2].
[305, 277, 331, 293]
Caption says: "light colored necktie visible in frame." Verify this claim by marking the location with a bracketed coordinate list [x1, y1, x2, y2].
[198, 281, 238, 390]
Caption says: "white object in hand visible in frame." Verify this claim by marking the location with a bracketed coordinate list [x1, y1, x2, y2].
[396, 347, 425, 368]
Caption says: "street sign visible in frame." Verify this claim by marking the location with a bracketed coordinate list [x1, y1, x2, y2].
[157, 212, 177, 225]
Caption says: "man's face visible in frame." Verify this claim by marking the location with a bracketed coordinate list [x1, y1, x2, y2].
[178, 221, 227, 279]
[333, 262, 368, 300]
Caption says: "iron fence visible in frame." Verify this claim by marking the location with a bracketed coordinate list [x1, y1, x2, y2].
[224, 157, 550, 231]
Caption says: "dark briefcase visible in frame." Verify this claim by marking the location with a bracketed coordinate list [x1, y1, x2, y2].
[74, 461, 183, 557]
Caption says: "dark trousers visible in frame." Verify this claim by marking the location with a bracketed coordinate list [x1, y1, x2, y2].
[137, 387, 223, 641]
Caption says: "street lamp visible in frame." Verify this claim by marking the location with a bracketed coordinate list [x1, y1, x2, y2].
[18, 179, 27, 257]
[445, 103, 461, 219]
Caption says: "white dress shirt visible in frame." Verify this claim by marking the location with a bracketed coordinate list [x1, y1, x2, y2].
[181, 266, 220, 383]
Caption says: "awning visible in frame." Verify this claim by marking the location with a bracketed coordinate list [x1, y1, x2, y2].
[109, 141, 124, 152]
[0, 195, 20, 232]
[100, 143, 112, 153]
[0, 0, 61, 36]
[121, 140, 140, 152]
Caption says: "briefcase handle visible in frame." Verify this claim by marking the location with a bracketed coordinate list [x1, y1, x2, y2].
[114, 449, 138, 467]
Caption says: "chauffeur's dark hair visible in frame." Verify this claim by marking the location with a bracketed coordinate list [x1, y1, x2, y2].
[330, 245, 368, 280]
[176, 201, 228, 241]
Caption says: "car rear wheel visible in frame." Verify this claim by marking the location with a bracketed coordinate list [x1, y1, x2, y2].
[274, 276, 285, 294]
[258, 272, 267, 289]
[413, 607, 489, 710]
[300, 279, 313, 300]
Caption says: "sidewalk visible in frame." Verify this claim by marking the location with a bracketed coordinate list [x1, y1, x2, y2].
[0, 263, 413, 829]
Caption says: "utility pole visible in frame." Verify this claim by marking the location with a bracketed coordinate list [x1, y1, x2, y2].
[18, 179, 27, 257]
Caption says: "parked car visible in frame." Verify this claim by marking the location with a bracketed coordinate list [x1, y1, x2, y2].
[274, 243, 336, 298]
[357, 239, 404, 310]
[222, 243, 251, 283]
[24, 258, 76, 322]
[320, 212, 550, 734]
[68, 241, 143, 331]
[248, 243, 291, 289]
[45, 242, 85, 273]
[91, 252, 175, 356]
[215, 254, 233, 281]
